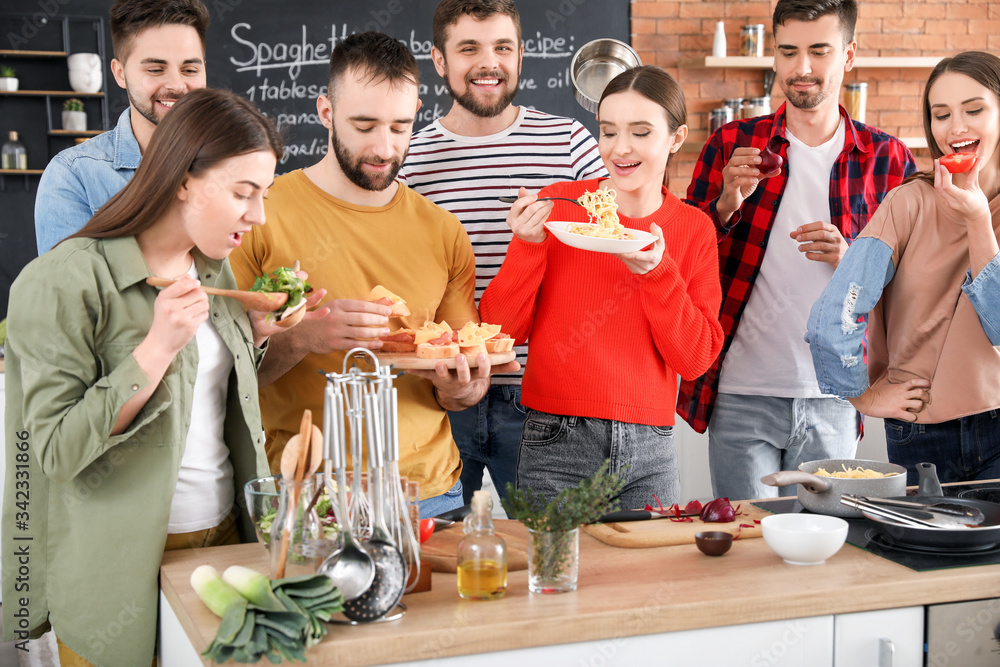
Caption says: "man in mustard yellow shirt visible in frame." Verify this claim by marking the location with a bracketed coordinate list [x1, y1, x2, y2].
[230, 31, 516, 518]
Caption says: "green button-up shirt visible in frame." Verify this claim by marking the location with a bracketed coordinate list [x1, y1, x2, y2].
[2, 236, 270, 666]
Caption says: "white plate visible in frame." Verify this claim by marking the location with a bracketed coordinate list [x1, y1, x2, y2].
[545, 221, 657, 254]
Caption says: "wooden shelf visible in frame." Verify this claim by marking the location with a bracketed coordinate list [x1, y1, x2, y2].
[0, 49, 67, 57]
[0, 169, 43, 175]
[681, 56, 944, 69]
[48, 129, 102, 136]
[0, 90, 103, 97]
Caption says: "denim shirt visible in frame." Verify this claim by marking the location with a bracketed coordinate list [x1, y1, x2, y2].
[34, 108, 141, 254]
[806, 238, 1000, 397]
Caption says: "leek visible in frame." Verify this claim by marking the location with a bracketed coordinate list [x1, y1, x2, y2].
[223, 565, 287, 612]
[190, 564, 345, 663]
[190, 565, 247, 618]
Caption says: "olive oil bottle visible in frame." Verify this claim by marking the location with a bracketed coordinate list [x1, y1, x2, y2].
[457, 490, 507, 600]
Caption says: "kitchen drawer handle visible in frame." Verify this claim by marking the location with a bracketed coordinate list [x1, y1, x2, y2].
[878, 637, 895, 667]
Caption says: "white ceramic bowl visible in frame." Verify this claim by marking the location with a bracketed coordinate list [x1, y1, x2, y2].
[760, 513, 848, 565]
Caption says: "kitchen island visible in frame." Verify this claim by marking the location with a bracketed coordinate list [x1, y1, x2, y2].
[159, 518, 999, 666]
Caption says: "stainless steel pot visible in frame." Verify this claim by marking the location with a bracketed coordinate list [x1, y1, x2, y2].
[570, 39, 642, 114]
[760, 459, 908, 518]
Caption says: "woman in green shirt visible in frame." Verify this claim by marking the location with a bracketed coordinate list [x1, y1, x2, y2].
[2, 88, 317, 666]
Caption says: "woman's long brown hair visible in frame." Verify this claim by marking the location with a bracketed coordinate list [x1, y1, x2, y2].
[598, 65, 687, 189]
[65, 88, 282, 242]
[905, 51, 1000, 186]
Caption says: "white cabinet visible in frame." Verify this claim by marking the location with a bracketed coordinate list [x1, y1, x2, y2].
[834, 607, 924, 667]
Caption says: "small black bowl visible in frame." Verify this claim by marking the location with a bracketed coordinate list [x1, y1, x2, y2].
[695, 531, 734, 556]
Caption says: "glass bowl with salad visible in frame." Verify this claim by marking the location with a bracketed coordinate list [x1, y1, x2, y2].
[244, 474, 339, 546]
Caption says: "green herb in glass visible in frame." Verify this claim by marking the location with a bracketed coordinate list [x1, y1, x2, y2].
[503, 460, 626, 587]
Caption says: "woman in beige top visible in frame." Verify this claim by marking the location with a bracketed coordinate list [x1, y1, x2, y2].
[807, 51, 1000, 485]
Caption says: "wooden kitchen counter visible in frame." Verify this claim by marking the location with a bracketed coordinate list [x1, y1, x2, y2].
[159, 519, 1000, 666]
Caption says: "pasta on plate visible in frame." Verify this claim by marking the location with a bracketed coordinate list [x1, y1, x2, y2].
[568, 188, 632, 240]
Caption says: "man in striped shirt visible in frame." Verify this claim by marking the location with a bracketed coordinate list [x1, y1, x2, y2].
[400, 0, 605, 506]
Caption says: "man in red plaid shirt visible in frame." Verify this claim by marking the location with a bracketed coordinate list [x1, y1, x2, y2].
[679, 0, 916, 500]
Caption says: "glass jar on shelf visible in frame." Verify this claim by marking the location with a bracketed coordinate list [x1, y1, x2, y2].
[724, 98, 744, 120]
[844, 82, 868, 124]
[1, 131, 27, 170]
[740, 25, 765, 57]
[743, 96, 771, 119]
[709, 107, 734, 134]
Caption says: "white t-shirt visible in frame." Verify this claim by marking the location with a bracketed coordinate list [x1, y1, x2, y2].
[168, 263, 236, 533]
[718, 119, 845, 398]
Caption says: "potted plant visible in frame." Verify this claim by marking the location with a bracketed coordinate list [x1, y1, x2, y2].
[62, 98, 86, 132]
[503, 459, 625, 594]
[0, 65, 18, 92]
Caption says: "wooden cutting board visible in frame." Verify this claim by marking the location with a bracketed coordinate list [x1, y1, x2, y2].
[421, 522, 529, 572]
[375, 351, 515, 370]
[582, 504, 771, 548]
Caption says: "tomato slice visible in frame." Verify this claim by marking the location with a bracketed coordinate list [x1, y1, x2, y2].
[419, 518, 435, 543]
[940, 152, 976, 174]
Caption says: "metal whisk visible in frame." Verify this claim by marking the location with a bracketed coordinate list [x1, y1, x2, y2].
[373, 366, 421, 592]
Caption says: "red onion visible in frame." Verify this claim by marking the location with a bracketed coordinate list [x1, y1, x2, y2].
[699, 497, 736, 523]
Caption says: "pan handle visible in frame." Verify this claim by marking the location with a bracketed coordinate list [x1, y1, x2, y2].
[760, 471, 833, 495]
[917, 462, 944, 497]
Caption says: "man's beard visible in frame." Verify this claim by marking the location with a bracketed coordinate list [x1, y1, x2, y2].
[126, 79, 183, 126]
[331, 124, 405, 192]
[781, 76, 829, 110]
[444, 67, 518, 118]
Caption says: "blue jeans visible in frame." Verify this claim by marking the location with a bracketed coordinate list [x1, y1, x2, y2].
[708, 393, 859, 500]
[516, 409, 678, 510]
[418, 480, 464, 519]
[447, 385, 525, 505]
[885, 409, 1000, 486]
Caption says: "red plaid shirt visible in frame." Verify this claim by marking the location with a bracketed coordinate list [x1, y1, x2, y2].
[677, 103, 917, 433]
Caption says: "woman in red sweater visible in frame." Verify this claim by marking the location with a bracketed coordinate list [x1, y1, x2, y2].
[480, 66, 723, 508]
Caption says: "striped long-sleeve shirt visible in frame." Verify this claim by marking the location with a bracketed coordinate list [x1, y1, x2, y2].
[400, 106, 606, 383]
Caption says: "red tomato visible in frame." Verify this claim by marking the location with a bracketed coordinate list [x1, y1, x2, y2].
[419, 518, 435, 543]
[940, 152, 977, 174]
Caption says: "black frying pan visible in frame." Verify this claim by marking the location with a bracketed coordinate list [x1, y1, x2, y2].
[861, 495, 1000, 549]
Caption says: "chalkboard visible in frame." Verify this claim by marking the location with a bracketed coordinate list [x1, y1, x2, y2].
[0, 0, 630, 319]
[208, 0, 629, 172]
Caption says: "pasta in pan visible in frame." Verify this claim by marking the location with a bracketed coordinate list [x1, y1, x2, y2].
[814, 465, 901, 479]
[568, 188, 632, 240]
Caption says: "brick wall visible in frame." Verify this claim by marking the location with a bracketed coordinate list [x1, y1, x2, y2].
[632, 0, 998, 198]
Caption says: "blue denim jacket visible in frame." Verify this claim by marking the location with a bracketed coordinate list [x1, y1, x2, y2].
[34, 108, 141, 254]
[806, 236, 1000, 397]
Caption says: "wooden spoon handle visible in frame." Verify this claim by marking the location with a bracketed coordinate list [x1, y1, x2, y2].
[276, 409, 314, 579]
[146, 276, 229, 297]
[145, 276, 288, 311]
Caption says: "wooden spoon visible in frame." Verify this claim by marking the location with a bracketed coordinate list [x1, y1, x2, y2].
[279, 425, 324, 480]
[146, 276, 287, 312]
[276, 410, 319, 578]
[274, 299, 308, 329]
